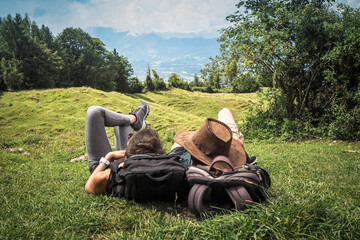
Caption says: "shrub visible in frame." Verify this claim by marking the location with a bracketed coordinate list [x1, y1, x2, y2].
[191, 86, 218, 93]
[327, 107, 360, 141]
[231, 73, 260, 93]
[128, 77, 143, 93]
[168, 73, 191, 91]
[153, 77, 167, 91]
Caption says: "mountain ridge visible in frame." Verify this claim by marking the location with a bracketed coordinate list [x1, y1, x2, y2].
[89, 27, 220, 80]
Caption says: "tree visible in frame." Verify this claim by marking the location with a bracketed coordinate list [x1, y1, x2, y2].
[189, 73, 204, 88]
[219, 0, 359, 140]
[128, 76, 144, 93]
[1, 58, 23, 90]
[0, 14, 61, 90]
[109, 49, 133, 93]
[152, 69, 167, 90]
[56, 27, 113, 90]
[194, 74, 200, 86]
[232, 72, 259, 93]
[168, 73, 191, 90]
[200, 56, 225, 88]
[0, 14, 137, 93]
[144, 66, 155, 91]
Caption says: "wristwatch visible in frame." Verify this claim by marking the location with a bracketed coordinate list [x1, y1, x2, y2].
[99, 157, 110, 166]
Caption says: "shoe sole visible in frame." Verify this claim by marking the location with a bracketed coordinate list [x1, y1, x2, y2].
[140, 103, 150, 129]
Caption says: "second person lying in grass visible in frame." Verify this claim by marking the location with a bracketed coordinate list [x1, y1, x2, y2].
[84, 102, 255, 195]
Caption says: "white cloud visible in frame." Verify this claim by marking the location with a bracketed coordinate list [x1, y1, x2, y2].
[346, 0, 360, 8]
[34, 0, 238, 36]
[9, 0, 359, 38]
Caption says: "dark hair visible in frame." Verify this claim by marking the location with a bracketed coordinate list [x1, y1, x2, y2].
[126, 128, 165, 157]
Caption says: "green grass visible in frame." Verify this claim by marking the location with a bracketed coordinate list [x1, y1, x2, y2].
[0, 87, 359, 239]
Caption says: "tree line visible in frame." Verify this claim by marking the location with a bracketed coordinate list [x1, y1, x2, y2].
[0, 13, 257, 94]
[204, 0, 359, 140]
[0, 14, 145, 92]
[0, 13, 220, 94]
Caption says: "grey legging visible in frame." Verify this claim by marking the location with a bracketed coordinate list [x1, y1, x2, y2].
[85, 106, 133, 173]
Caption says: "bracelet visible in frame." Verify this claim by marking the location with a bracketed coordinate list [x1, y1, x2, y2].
[99, 157, 110, 166]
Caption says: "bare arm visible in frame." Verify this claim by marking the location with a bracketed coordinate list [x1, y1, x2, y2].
[85, 150, 126, 194]
[108, 150, 127, 162]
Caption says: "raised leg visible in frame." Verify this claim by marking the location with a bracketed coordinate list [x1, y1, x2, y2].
[85, 106, 133, 173]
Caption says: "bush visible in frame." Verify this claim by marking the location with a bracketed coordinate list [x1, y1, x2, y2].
[153, 78, 167, 91]
[241, 109, 308, 140]
[128, 77, 144, 93]
[327, 107, 360, 141]
[241, 88, 360, 141]
[191, 86, 218, 93]
[168, 73, 191, 91]
[231, 73, 260, 93]
[241, 89, 311, 140]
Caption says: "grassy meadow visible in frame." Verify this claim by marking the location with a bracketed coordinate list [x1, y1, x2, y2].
[0, 87, 359, 239]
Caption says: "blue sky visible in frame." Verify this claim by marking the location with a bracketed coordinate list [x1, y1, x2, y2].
[1, 0, 358, 78]
[1, 0, 358, 39]
[0, 0, 242, 39]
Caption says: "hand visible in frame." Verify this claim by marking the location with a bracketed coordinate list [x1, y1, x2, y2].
[105, 150, 126, 162]
[118, 162, 125, 168]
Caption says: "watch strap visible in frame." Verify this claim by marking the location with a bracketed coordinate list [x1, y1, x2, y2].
[99, 157, 110, 166]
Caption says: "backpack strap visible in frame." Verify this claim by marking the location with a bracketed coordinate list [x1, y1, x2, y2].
[106, 160, 126, 196]
[188, 183, 254, 214]
[206, 155, 235, 172]
[188, 183, 211, 215]
[225, 186, 254, 211]
[186, 156, 271, 215]
[241, 163, 271, 189]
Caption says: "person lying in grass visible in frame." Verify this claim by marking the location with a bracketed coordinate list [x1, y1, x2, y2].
[85, 102, 155, 194]
[84, 102, 256, 195]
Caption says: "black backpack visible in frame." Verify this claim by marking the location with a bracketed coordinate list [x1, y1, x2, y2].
[107, 153, 189, 202]
[186, 155, 271, 216]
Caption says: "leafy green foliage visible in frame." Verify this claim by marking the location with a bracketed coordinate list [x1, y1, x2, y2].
[128, 76, 144, 93]
[232, 72, 260, 93]
[168, 73, 191, 90]
[152, 69, 167, 91]
[0, 14, 135, 93]
[0, 58, 23, 90]
[144, 66, 155, 91]
[111, 49, 133, 93]
[217, 0, 360, 140]
[0, 14, 61, 90]
[191, 86, 216, 93]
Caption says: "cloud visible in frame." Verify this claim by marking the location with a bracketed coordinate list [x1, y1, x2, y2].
[33, 0, 238, 37]
[8, 0, 358, 38]
[346, 0, 360, 8]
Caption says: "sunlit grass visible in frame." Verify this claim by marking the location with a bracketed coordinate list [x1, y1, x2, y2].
[0, 87, 359, 239]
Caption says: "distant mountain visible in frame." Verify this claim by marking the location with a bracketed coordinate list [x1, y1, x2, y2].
[89, 27, 220, 81]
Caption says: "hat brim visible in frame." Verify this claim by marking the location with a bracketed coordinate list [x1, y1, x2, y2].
[174, 130, 212, 166]
[174, 131, 246, 169]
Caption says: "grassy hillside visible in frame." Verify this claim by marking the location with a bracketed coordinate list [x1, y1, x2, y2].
[0, 87, 257, 151]
[0, 88, 359, 239]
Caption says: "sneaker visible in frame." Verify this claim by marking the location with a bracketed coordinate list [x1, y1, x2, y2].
[130, 102, 150, 131]
[247, 156, 257, 165]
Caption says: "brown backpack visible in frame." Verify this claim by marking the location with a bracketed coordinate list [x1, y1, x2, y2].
[186, 155, 271, 216]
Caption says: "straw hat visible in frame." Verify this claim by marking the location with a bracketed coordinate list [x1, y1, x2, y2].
[174, 118, 246, 169]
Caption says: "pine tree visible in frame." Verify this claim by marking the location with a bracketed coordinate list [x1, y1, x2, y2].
[144, 66, 155, 91]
